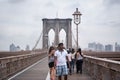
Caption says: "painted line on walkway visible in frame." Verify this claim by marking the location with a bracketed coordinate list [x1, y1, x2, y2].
[8, 57, 47, 80]
[46, 71, 50, 80]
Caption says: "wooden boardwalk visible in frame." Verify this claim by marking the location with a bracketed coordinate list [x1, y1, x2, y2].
[8, 57, 91, 80]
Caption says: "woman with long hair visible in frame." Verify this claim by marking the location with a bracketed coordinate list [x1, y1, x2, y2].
[76, 48, 83, 74]
[48, 46, 55, 80]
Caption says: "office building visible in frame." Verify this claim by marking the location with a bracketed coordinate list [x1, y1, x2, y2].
[115, 42, 120, 52]
[105, 44, 113, 52]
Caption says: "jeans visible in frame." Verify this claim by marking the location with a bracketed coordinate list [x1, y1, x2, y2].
[71, 59, 75, 73]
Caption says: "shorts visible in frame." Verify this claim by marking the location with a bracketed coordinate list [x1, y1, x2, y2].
[48, 62, 54, 68]
[56, 65, 68, 76]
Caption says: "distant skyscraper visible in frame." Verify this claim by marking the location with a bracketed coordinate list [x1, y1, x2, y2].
[16, 46, 21, 51]
[10, 43, 16, 52]
[88, 42, 104, 51]
[10, 43, 21, 52]
[105, 44, 113, 52]
[26, 45, 30, 51]
[96, 43, 104, 51]
[115, 42, 120, 52]
[88, 42, 96, 51]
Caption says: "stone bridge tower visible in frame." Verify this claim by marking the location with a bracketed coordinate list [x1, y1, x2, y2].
[42, 18, 72, 49]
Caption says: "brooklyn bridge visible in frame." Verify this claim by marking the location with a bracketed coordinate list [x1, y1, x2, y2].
[0, 18, 120, 80]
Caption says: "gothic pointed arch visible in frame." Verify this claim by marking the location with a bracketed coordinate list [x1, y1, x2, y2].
[42, 18, 72, 49]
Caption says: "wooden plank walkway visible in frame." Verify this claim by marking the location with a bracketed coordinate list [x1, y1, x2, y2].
[8, 57, 92, 80]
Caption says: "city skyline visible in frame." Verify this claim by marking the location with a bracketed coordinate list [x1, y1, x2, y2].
[0, 0, 120, 51]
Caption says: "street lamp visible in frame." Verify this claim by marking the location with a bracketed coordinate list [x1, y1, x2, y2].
[73, 8, 82, 49]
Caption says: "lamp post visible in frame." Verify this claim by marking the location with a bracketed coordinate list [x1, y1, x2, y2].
[73, 8, 82, 49]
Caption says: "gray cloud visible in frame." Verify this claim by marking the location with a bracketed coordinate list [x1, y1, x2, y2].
[8, 0, 25, 4]
[98, 20, 120, 28]
[104, 0, 120, 6]
[45, 1, 55, 7]
[0, 0, 120, 51]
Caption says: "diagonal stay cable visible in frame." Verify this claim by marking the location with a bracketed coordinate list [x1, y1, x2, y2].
[32, 30, 43, 50]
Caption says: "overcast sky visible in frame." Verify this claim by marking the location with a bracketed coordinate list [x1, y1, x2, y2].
[0, 0, 120, 51]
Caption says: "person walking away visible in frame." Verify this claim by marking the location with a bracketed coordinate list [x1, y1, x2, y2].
[54, 43, 70, 80]
[71, 48, 75, 73]
[67, 49, 72, 75]
[76, 48, 83, 74]
[48, 46, 55, 80]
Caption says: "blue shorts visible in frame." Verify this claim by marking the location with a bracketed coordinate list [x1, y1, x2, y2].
[56, 65, 68, 76]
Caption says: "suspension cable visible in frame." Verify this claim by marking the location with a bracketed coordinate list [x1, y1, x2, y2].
[32, 30, 43, 50]
[71, 30, 77, 47]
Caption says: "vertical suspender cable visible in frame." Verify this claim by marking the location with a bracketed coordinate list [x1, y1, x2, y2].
[71, 30, 77, 47]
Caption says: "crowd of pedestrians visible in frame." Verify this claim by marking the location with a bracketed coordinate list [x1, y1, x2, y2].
[48, 43, 84, 80]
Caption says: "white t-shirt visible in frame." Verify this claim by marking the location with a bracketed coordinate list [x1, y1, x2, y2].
[55, 49, 68, 66]
[71, 52, 75, 59]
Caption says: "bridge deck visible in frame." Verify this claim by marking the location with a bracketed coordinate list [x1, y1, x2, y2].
[8, 57, 91, 80]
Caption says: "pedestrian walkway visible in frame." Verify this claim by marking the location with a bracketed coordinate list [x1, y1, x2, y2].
[46, 72, 91, 80]
[68, 73, 91, 80]
[8, 57, 49, 80]
[8, 57, 92, 80]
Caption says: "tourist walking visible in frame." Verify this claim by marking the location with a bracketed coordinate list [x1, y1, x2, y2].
[54, 43, 70, 80]
[67, 49, 72, 75]
[76, 48, 83, 74]
[48, 46, 55, 80]
[71, 48, 76, 73]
